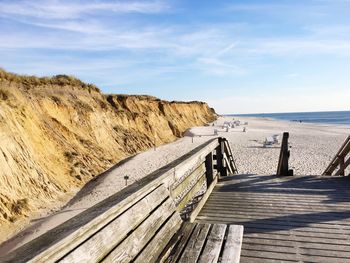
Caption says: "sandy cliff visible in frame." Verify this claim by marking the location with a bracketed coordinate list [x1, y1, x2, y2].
[0, 69, 216, 241]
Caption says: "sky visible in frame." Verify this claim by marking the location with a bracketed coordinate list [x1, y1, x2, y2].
[1, 0, 350, 114]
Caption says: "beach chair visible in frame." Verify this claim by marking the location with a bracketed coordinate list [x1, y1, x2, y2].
[272, 134, 279, 144]
[263, 137, 274, 147]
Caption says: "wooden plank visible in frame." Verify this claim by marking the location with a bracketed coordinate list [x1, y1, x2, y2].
[223, 140, 237, 174]
[170, 140, 219, 185]
[198, 224, 226, 263]
[277, 132, 290, 176]
[196, 174, 350, 262]
[221, 225, 244, 263]
[7, 179, 163, 263]
[224, 153, 234, 174]
[101, 197, 177, 263]
[178, 224, 211, 263]
[205, 151, 214, 186]
[171, 163, 205, 200]
[323, 135, 350, 175]
[335, 157, 350, 176]
[189, 175, 218, 223]
[59, 184, 169, 263]
[159, 223, 197, 263]
[1, 138, 219, 263]
[176, 174, 206, 211]
[134, 212, 183, 263]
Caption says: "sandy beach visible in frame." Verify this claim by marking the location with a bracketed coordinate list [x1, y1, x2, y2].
[0, 116, 349, 254]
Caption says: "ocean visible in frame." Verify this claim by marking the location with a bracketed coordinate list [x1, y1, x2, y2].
[231, 111, 350, 125]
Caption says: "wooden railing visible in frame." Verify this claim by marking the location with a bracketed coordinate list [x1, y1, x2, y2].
[0, 137, 238, 263]
[323, 135, 350, 176]
[277, 132, 293, 176]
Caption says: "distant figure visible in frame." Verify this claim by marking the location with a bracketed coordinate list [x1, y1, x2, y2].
[226, 126, 229, 132]
[243, 127, 246, 132]
[212, 123, 215, 126]
[214, 129, 218, 135]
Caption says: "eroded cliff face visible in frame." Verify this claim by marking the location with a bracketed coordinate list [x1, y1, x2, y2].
[0, 69, 216, 240]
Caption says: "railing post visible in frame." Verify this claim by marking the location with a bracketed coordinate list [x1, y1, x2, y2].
[339, 157, 345, 176]
[277, 132, 293, 176]
[217, 137, 228, 177]
[205, 152, 214, 186]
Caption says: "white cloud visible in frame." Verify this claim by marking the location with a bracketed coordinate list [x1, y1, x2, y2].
[196, 57, 246, 76]
[0, 0, 169, 20]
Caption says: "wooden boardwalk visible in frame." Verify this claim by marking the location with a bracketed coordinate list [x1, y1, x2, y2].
[196, 174, 350, 263]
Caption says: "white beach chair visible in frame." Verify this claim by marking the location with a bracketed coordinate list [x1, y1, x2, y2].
[263, 137, 274, 147]
[272, 134, 279, 144]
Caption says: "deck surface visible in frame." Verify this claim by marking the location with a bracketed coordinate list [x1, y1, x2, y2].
[196, 174, 350, 263]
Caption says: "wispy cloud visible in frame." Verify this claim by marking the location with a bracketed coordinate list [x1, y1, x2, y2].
[1, 0, 350, 110]
[0, 0, 169, 20]
[197, 57, 246, 76]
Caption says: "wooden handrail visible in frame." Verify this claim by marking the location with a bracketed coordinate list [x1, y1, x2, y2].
[1, 137, 239, 263]
[277, 132, 293, 176]
[223, 139, 238, 174]
[323, 135, 350, 176]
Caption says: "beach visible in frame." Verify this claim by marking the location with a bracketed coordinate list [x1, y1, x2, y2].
[0, 116, 349, 254]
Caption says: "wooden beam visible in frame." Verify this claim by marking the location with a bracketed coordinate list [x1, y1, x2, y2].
[59, 185, 169, 262]
[1, 138, 220, 263]
[198, 224, 226, 263]
[323, 135, 350, 176]
[216, 138, 228, 177]
[189, 175, 218, 223]
[175, 174, 206, 212]
[205, 152, 214, 186]
[335, 157, 350, 176]
[133, 212, 183, 263]
[101, 198, 178, 262]
[170, 163, 205, 200]
[178, 224, 211, 262]
[221, 225, 244, 263]
[277, 132, 292, 176]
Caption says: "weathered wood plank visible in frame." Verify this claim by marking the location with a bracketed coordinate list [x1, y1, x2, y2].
[223, 153, 234, 174]
[176, 174, 206, 211]
[0, 138, 220, 263]
[198, 224, 226, 263]
[197, 174, 350, 262]
[59, 184, 169, 263]
[205, 151, 214, 186]
[170, 163, 205, 200]
[159, 223, 197, 263]
[189, 175, 218, 223]
[223, 140, 238, 174]
[101, 197, 176, 263]
[134, 212, 182, 263]
[178, 224, 211, 263]
[221, 225, 243, 263]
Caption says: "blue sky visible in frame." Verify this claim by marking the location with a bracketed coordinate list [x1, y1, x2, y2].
[1, 0, 350, 113]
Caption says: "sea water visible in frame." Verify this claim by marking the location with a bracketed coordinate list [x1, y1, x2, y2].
[231, 111, 350, 125]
